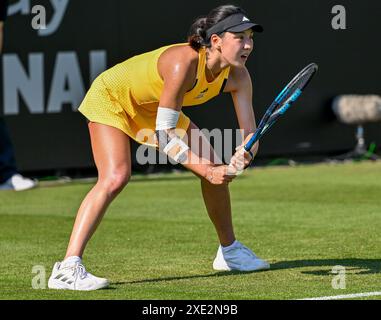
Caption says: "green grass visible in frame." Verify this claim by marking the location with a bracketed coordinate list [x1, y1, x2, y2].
[1, 161, 381, 300]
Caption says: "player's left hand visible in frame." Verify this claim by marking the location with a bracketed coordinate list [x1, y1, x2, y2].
[230, 132, 257, 172]
[230, 145, 254, 172]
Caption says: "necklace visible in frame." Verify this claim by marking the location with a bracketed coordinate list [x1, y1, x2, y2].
[205, 52, 217, 81]
[209, 65, 216, 80]
[206, 60, 216, 81]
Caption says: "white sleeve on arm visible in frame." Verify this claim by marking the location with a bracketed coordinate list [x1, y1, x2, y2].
[155, 107, 189, 163]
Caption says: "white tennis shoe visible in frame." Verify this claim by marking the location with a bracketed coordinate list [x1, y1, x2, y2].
[0, 174, 37, 191]
[48, 259, 109, 291]
[213, 240, 270, 272]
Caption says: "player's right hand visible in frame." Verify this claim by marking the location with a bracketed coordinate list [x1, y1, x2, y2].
[205, 165, 237, 185]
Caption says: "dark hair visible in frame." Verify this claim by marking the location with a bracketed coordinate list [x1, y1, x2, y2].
[188, 4, 247, 50]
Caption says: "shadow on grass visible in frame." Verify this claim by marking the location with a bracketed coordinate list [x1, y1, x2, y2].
[112, 258, 381, 287]
[112, 269, 268, 286]
[270, 258, 381, 275]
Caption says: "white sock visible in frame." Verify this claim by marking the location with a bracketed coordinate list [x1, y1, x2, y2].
[222, 240, 239, 251]
[62, 255, 82, 266]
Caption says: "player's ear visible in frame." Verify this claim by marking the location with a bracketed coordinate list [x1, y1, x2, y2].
[210, 34, 222, 50]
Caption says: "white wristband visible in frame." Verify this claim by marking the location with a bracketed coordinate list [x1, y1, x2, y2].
[156, 107, 180, 130]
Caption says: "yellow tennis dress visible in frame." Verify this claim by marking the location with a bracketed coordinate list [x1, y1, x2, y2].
[78, 43, 230, 146]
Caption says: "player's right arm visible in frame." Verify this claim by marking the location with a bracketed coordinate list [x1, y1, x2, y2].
[156, 46, 236, 184]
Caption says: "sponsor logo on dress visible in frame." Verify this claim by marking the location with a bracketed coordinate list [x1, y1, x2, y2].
[195, 88, 209, 99]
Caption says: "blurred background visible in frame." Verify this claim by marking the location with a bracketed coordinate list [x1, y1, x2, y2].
[1, 0, 380, 178]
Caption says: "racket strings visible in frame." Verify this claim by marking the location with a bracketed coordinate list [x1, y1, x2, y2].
[279, 69, 316, 108]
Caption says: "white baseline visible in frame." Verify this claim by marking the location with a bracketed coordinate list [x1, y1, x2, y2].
[300, 291, 381, 300]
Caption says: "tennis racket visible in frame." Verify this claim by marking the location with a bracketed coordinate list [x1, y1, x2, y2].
[230, 62, 318, 175]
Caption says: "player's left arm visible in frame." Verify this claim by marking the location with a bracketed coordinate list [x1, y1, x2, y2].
[224, 66, 258, 168]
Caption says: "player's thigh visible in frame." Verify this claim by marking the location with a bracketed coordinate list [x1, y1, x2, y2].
[185, 121, 223, 165]
[88, 122, 132, 180]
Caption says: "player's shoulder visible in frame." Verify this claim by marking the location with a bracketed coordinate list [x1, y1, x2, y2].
[158, 44, 199, 75]
[225, 65, 252, 92]
[229, 65, 250, 79]
[160, 44, 198, 63]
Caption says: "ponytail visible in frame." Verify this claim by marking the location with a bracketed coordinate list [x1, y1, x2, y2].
[187, 17, 208, 50]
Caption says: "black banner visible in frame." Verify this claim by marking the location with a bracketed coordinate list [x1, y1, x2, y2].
[1, 0, 380, 171]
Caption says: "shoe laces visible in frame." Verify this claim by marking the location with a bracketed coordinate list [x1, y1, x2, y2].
[72, 263, 88, 280]
[237, 243, 257, 259]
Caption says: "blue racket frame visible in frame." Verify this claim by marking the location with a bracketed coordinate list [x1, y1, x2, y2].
[244, 63, 318, 152]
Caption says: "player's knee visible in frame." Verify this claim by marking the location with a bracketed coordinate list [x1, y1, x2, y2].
[100, 170, 131, 196]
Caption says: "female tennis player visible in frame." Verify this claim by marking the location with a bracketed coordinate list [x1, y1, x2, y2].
[48, 4, 270, 291]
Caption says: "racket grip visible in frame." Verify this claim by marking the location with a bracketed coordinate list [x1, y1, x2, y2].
[227, 147, 246, 176]
[228, 164, 243, 176]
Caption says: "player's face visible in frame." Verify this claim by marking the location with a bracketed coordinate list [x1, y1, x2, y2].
[220, 29, 254, 67]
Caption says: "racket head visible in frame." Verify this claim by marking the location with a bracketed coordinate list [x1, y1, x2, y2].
[275, 63, 318, 114]
[244, 63, 318, 151]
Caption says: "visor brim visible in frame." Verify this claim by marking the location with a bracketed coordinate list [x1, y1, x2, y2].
[226, 22, 264, 33]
